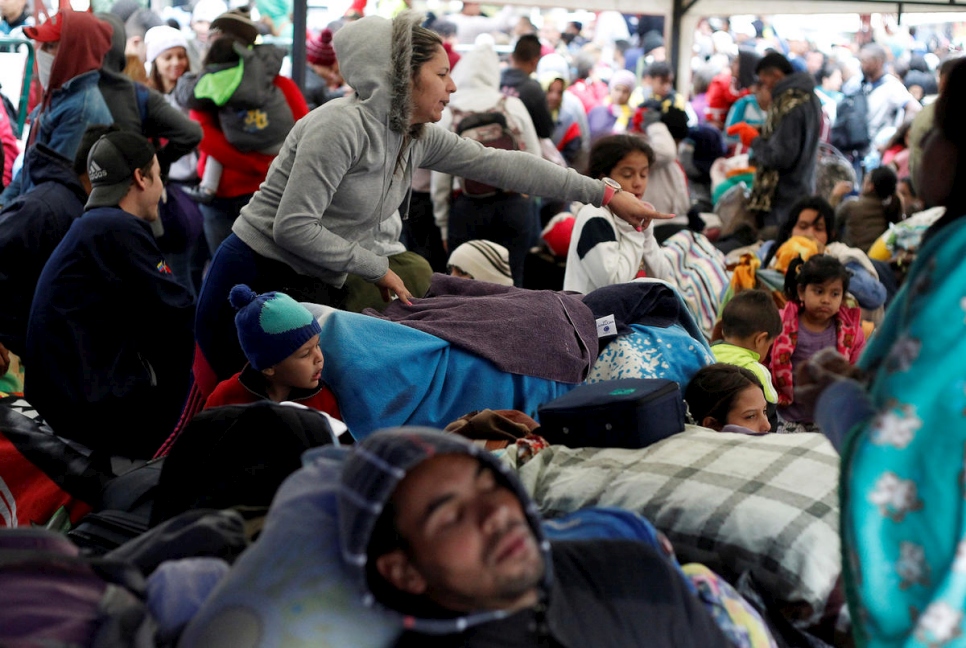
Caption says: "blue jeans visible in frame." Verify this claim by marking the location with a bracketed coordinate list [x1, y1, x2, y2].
[199, 194, 253, 258]
[196, 233, 346, 381]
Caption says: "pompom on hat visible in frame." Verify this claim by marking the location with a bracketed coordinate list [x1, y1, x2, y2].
[192, 0, 228, 24]
[307, 28, 336, 67]
[229, 284, 322, 371]
[541, 212, 576, 258]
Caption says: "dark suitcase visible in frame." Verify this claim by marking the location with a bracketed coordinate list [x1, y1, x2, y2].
[537, 379, 686, 449]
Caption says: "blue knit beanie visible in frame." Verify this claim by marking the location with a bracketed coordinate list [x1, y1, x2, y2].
[229, 284, 323, 371]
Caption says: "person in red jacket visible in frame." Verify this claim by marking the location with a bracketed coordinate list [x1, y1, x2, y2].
[204, 284, 341, 419]
[705, 48, 760, 130]
[181, 9, 308, 257]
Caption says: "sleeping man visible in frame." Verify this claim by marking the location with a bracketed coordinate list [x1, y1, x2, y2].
[337, 428, 730, 647]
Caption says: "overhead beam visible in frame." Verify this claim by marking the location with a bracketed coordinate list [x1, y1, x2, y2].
[681, 0, 966, 12]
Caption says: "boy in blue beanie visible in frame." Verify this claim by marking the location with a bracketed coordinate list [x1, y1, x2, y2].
[203, 284, 341, 419]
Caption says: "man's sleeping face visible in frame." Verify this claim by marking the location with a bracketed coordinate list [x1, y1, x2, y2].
[375, 453, 545, 613]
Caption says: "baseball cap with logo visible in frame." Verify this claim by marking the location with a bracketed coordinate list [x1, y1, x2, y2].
[86, 131, 157, 210]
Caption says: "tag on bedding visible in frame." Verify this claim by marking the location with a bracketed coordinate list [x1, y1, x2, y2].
[596, 314, 616, 338]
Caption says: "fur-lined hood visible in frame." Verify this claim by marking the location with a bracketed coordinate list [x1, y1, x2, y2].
[334, 10, 422, 136]
[338, 428, 553, 634]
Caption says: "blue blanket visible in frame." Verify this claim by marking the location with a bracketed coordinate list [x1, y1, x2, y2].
[318, 310, 576, 440]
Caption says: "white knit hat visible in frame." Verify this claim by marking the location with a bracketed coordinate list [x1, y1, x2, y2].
[191, 0, 228, 24]
[447, 240, 513, 286]
[145, 25, 189, 65]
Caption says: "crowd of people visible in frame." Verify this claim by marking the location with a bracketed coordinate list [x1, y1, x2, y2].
[0, 1, 965, 646]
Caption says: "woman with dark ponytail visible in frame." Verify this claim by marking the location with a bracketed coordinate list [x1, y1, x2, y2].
[836, 165, 903, 252]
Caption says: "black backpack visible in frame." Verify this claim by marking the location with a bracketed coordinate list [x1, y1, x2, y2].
[67, 401, 340, 555]
[452, 98, 521, 198]
[831, 87, 871, 153]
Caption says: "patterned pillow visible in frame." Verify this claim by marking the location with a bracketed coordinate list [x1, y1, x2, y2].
[587, 323, 713, 387]
[515, 427, 841, 625]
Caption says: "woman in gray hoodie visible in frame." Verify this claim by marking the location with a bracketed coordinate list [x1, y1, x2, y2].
[193, 10, 670, 391]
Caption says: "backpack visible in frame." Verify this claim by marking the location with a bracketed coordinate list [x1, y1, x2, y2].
[0, 396, 111, 530]
[0, 89, 20, 139]
[452, 97, 522, 198]
[150, 401, 340, 526]
[831, 86, 871, 153]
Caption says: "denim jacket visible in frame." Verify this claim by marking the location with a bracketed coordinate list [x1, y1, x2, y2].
[1, 70, 113, 203]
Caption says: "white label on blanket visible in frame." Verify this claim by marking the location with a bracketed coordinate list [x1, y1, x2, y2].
[596, 314, 616, 338]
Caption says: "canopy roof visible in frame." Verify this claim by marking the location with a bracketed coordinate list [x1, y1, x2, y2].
[290, 0, 966, 93]
[502, 0, 966, 14]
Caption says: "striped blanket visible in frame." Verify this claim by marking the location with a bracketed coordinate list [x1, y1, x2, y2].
[661, 230, 730, 340]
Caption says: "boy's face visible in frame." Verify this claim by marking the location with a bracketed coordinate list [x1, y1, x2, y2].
[263, 333, 324, 391]
[651, 74, 673, 98]
[754, 332, 774, 361]
[609, 150, 650, 200]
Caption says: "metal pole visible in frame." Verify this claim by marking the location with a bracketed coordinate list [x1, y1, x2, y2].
[670, 0, 699, 94]
[291, 0, 306, 93]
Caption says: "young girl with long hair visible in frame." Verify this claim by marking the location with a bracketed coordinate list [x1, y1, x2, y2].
[685, 364, 771, 435]
[768, 254, 865, 433]
[563, 134, 675, 293]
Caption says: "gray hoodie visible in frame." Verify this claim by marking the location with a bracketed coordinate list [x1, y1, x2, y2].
[338, 428, 553, 635]
[231, 11, 607, 288]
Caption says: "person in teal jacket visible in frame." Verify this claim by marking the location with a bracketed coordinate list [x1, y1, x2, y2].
[803, 57, 966, 647]
[723, 89, 766, 151]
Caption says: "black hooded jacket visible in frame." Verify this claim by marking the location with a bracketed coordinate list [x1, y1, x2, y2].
[97, 13, 202, 178]
[0, 144, 86, 354]
[24, 206, 195, 461]
[394, 540, 731, 647]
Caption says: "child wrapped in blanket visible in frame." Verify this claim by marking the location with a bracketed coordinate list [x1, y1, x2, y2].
[177, 10, 294, 202]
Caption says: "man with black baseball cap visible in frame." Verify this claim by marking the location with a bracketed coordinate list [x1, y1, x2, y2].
[24, 131, 195, 467]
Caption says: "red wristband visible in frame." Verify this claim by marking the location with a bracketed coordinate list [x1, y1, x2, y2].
[602, 183, 617, 207]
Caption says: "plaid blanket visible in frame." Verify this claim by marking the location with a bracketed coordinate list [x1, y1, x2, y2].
[514, 427, 841, 622]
